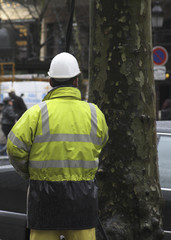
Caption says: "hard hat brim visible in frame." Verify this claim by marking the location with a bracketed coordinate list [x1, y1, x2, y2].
[47, 71, 81, 80]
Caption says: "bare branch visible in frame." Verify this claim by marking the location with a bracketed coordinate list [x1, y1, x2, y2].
[39, 0, 52, 22]
[12, 5, 23, 20]
[0, 7, 18, 33]
[33, 0, 41, 17]
[51, 0, 65, 40]
[40, 35, 54, 49]
[14, 0, 38, 20]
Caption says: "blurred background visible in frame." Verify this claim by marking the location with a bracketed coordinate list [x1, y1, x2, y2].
[0, 0, 171, 116]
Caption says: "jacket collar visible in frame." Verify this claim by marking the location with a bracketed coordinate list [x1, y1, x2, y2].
[43, 87, 81, 101]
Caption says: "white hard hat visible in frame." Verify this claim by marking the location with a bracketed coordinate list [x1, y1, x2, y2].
[8, 87, 15, 93]
[48, 52, 81, 80]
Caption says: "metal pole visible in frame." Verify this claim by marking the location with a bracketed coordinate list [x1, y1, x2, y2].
[65, 0, 75, 52]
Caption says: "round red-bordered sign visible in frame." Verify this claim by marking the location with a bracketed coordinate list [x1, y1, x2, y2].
[153, 46, 168, 66]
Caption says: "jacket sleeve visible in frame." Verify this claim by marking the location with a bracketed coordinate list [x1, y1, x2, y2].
[7, 104, 40, 179]
[95, 105, 109, 148]
[101, 113, 109, 148]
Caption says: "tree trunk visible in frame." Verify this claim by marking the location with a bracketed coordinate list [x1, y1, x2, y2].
[89, 0, 163, 239]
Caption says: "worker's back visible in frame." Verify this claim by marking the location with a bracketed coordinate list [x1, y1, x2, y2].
[7, 86, 108, 230]
[29, 87, 107, 182]
[7, 53, 109, 240]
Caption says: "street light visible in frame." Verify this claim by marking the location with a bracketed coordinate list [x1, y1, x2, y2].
[152, 1, 164, 28]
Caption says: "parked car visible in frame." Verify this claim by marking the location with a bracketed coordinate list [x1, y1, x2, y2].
[0, 121, 170, 240]
[0, 156, 29, 240]
[157, 120, 171, 240]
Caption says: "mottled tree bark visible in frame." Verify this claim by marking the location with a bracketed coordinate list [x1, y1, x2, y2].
[89, 1, 163, 240]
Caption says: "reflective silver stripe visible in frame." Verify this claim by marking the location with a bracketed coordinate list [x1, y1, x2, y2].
[8, 131, 31, 152]
[89, 103, 98, 136]
[29, 159, 99, 169]
[33, 102, 102, 145]
[89, 103, 102, 145]
[34, 133, 92, 143]
[39, 102, 50, 134]
[34, 133, 101, 145]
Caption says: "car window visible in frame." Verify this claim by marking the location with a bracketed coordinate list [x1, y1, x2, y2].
[158, 135, 171, 189]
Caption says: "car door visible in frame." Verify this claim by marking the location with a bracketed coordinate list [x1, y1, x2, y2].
[0, 156, 29, 240]
[157, 132, 171, 239]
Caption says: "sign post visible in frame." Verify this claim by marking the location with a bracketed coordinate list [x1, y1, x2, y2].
[153, 46, 169, 120]
[153, 46, 168, 81]
[153, 65, 166, 80]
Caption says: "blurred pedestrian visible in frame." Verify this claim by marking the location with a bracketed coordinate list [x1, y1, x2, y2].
[1, 97, 16, 138]
[0, 101, 7, 155]
[8, 88, 27, 120]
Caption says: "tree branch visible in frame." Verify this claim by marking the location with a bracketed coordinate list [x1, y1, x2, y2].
[14, 0, 38, 20]
[39, 0, 52, 22]
[0, 7, 18, 33]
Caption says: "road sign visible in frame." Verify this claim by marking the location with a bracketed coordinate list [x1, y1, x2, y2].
[153, 46, 168, 66]
[153, 65, 166, 80]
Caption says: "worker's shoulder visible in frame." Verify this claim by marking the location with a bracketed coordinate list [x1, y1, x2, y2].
[24, 102, 42, 115]
[87, 101, 105, 115]
[79, 101, 97, 108]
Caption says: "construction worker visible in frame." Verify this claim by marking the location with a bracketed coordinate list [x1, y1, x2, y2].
[8, 87, 27, 120]
[7, 52, 109, 240]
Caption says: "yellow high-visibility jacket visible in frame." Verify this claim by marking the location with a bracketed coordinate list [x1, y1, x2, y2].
[7, 87, 108, 230]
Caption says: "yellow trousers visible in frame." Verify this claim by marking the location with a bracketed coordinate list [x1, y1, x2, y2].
[30, 228, 96, 240]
